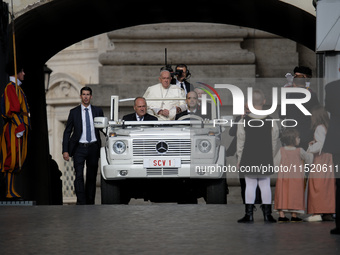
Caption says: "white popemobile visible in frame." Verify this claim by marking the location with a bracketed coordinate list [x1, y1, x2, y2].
[94, 95, 228, 204]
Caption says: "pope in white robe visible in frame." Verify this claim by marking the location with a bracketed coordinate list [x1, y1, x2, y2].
[143, 70, 186, 120]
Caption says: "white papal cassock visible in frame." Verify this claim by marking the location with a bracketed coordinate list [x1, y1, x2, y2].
[143, 83, 186, 120]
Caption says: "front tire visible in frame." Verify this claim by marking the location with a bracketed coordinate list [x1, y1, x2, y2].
[205, 178, 227, 204]
[101, 177, 120, 204]
[101, 177, 130, 204]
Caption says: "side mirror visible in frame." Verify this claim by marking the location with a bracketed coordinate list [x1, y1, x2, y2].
[94, 117, 108, 128]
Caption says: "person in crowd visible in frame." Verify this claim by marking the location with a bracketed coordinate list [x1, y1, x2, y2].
[274, 128, 313, 222]
[143, 70, 186, 120]
[194, 88, 205, 99]
[323, 79, 340, 235]
[293, 66, 313, 83]
[237, 89, 279, 223]
[193, 88, 213, 117]
[280, 76, 319, 150]
[283, 66, 313, 88]
[123, 97, 158, 121]
[0, 66, 30, 200]
[305, 105, 336, 222]
[171, 64, 192, 95]
[62, 87, 104, 205]
[227, 104, 262, 205]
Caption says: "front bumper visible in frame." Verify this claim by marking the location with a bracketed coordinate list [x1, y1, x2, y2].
[100, 148, 225, 180]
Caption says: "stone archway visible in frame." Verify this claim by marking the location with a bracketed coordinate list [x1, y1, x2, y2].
[2, 0, 316, 204]
[12, 0, 315, 68]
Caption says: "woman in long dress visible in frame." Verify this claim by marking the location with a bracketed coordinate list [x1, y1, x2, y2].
[305, 105, 336, 222]
[274, 128, 313, 222]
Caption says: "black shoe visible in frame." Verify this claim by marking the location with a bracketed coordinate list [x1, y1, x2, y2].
[322, 214, 335, 221]
[264, 214, 277, 223]
[261, 204, 277, 223]
[238, 204, 254, 223]
[237, 215, 254, 223]
[291, 217, 303, 222]
[278, 217, 290, 223]
[330, 228, 340, 235]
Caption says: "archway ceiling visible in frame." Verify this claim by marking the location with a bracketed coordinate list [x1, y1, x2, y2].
[12, 0, 315, 67]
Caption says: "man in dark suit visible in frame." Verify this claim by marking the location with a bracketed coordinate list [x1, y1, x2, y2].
[123, 97, 158, 121]
[323, 79, 340, 235]
[62, 87, 104, 205]
[176, 91, 211, 120]
[171, 64, 193, 95]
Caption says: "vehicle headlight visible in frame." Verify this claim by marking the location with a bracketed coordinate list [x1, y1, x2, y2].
[113, 140, 126, 154]
[198, 139, 212, 153]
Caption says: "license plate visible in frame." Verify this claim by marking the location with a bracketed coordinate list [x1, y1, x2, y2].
[144, 158, 181, 168]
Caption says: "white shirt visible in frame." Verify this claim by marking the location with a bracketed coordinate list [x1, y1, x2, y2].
[274, 146, 313, 167]
[176, 79, 187, 94]
[79, 104, 96, 143]
[187, 108, 197, 114]
[10, 76, 22, 86]
[135, 113, 144, 121]
[307, 125, 327, 155]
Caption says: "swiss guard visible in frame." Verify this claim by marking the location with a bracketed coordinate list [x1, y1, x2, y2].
[0, 66, 30, 200]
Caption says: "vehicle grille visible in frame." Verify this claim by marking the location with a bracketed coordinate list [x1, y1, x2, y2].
[146, 168, 179, 176]
[133, 139, 191, 156]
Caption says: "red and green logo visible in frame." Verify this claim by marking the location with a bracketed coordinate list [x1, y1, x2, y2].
[196, 82, 223, 106]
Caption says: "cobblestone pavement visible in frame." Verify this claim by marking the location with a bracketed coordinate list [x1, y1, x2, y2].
[0, 203, 339, 255]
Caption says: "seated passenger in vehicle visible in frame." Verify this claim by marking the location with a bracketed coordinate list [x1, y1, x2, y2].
[143, 70, 186, 120]
[175, 91, 211, 120]
[123, 97, 158, 121]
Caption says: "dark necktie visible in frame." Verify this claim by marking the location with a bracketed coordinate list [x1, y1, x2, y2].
[85, 108, 91, 142]
[180, 82, 185, 90]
